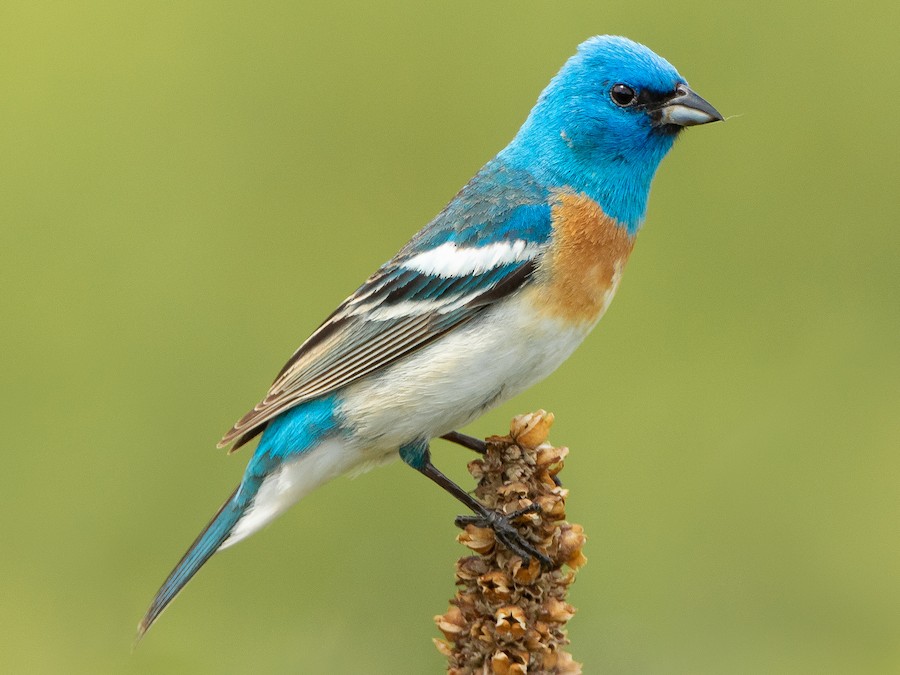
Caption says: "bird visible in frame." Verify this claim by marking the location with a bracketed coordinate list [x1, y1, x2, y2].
[138, 34, 722, 638]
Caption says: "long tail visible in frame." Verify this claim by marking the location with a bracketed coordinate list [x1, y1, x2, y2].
[137, 409, 349, 641]
[137, 483, 251, 641]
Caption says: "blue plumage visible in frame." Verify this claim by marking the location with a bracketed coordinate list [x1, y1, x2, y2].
[402, 163, 550, 252]
[139, 396, 340, 635]
[249, 395, 341, 463]
[138, 35, 721, 641]
[500, 36, 688, 232]
[139, 486, 246, 637]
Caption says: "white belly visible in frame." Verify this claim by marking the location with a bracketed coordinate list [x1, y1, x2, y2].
[338, 293, 597, 458]
[227, 292, 611, 544]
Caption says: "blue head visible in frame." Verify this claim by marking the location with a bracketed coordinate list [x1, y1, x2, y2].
[500, 36, 721, 232]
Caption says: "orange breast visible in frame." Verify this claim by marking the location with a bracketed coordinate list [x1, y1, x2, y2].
[529, 191, 636, 324]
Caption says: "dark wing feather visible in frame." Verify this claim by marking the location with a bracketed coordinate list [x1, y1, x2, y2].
[219, 165, 553, 451]
[219, 260, 538, 450]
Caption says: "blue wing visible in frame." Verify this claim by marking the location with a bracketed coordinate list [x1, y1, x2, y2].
[220, 162, 552, 450]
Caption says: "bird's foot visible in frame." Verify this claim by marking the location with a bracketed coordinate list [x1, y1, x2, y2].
[455, 502, 552, 568]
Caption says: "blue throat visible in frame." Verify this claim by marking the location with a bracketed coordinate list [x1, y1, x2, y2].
[498, 123, 675, 235]
[496, 39, 683, 235]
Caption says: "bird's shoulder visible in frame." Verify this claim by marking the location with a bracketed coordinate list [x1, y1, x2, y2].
[399, 160, 556, 257]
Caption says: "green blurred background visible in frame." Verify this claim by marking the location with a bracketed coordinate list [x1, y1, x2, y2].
[2, 1, 898, 673]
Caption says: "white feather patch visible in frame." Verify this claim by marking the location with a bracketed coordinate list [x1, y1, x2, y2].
[403, 240, 539, 277]
[349, 291, 481, 320]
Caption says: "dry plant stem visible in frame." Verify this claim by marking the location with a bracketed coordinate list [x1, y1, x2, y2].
[435, 411, 587, 675]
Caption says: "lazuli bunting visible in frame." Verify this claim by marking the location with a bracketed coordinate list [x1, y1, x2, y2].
[139, 35, 721, 637]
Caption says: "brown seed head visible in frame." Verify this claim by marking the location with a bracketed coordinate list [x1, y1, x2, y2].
[434, 411, 585, 673]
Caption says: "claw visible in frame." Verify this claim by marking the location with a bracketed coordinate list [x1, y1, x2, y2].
[413, 457, 553, 569]
[455, 503, 552, 569]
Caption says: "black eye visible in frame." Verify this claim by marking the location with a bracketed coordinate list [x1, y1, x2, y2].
[611, 83, 637, 107]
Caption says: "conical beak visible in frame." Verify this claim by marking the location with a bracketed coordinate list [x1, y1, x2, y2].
[653, 84, 723, 127]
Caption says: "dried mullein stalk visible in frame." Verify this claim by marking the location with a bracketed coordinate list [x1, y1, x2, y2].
[434, 411, 586, 674]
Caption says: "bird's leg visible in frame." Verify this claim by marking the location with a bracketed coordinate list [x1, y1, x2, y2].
[440, 431, 487, 454]
[400, 443, 551, 568]
[441, 431, 562, 487]
[427, 423, 564, 500]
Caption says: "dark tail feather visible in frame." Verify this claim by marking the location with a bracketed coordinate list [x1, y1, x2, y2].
[136, 485, 245, 642]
